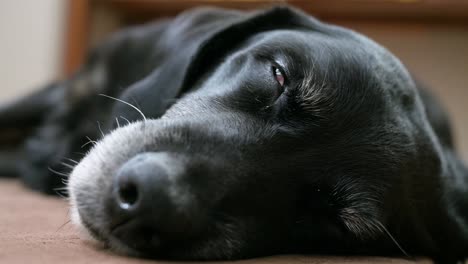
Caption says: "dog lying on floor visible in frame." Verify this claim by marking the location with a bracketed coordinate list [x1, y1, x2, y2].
[0, 5, 467, 262]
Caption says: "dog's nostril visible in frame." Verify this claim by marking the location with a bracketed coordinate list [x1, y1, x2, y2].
[117, 180, 139, 209]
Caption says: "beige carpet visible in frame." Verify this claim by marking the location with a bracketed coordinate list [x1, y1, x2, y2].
[0, 179, 430, 264]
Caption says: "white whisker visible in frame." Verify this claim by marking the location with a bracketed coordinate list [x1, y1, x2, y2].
[120, 116, 131, 125]
[115, 117, 120, 128]
[99, 94, 147, 122]
[81, 136, 97, 148]
[48, 167, 69, 177]
[96, 121, 105, 138]
[374, 220, 410, 258]
[55, 191, 68, 199]
[65, 158, 79, 164]
[61, 162, 75, 170]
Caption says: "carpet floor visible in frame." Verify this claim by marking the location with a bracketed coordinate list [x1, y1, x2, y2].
[0, 179, 430, 264]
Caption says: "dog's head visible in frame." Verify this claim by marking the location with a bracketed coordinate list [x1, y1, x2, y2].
[68, 6, 445, 259]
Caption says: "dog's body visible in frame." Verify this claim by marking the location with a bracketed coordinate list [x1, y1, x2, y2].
[1, 6, 467, 262]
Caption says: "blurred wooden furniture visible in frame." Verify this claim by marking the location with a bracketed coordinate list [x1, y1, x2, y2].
[63, 0, 468, 76]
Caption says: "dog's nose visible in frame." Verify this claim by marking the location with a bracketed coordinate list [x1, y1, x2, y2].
[110, 152, 202, 249]
[114, 154, 171, 212]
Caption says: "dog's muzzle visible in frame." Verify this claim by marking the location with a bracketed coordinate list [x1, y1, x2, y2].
[69, 115, 271, 257]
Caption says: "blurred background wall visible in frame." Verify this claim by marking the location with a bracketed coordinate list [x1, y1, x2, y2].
[0, 0, 467, 159]
[0, 0, 66, 102]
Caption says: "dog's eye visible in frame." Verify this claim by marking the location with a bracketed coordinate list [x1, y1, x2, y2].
[273, 66, 285, 87]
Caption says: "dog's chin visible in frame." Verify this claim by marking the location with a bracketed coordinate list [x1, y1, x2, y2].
[69, 204, 106, 247]
[71, 206, 144, 258]
[70, 206, 88, 238]
[105, 236, 145, 258]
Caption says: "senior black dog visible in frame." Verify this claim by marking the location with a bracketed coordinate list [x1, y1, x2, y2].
[0, 5, 467, 262]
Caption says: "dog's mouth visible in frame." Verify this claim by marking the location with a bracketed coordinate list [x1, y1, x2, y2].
[110, 219, 163, 254]
[76, 202, 158, 256]
[76, 197, 249, 260]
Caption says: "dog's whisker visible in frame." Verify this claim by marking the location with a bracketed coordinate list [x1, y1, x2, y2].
[120, 116, 131, 125]
[374, 220, 411, 258]
[96, 121, 105, 138]
[115, 117, 120, 128]
[99, 94, 147, 122]
[56, 219, 72, 232]
[64, 158, 79, 164]
[48, 167, 69, 178]
[56, 192, 67, 199]
[61, 162, 75, 170]
[81, 141, 95, 148]
[54, 187, 69, 198]
[81, 136, 97, 148]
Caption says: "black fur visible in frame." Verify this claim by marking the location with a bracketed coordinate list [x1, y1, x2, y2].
[1, 6, 467, 262]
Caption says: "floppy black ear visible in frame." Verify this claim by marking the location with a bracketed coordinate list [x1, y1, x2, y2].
[0, 83, 62, 139]
[0, 83, 64, 175]
[181, 6, 324, 91]
[114, 6, 324, 122]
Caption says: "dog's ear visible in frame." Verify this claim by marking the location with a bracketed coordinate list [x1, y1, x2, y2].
[0, 83, 63, 175]
[181, 6, 325, 91]
[0, 83, 62, 146]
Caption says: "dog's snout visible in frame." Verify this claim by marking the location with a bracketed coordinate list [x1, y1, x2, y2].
[109, 152, 204, 250]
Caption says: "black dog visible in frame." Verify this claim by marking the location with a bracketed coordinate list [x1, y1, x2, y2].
[1, 5, 467, 262]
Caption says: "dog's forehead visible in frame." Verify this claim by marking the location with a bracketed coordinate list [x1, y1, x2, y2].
[248, 29, 379, 73]
[248, 29, 413, 93]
